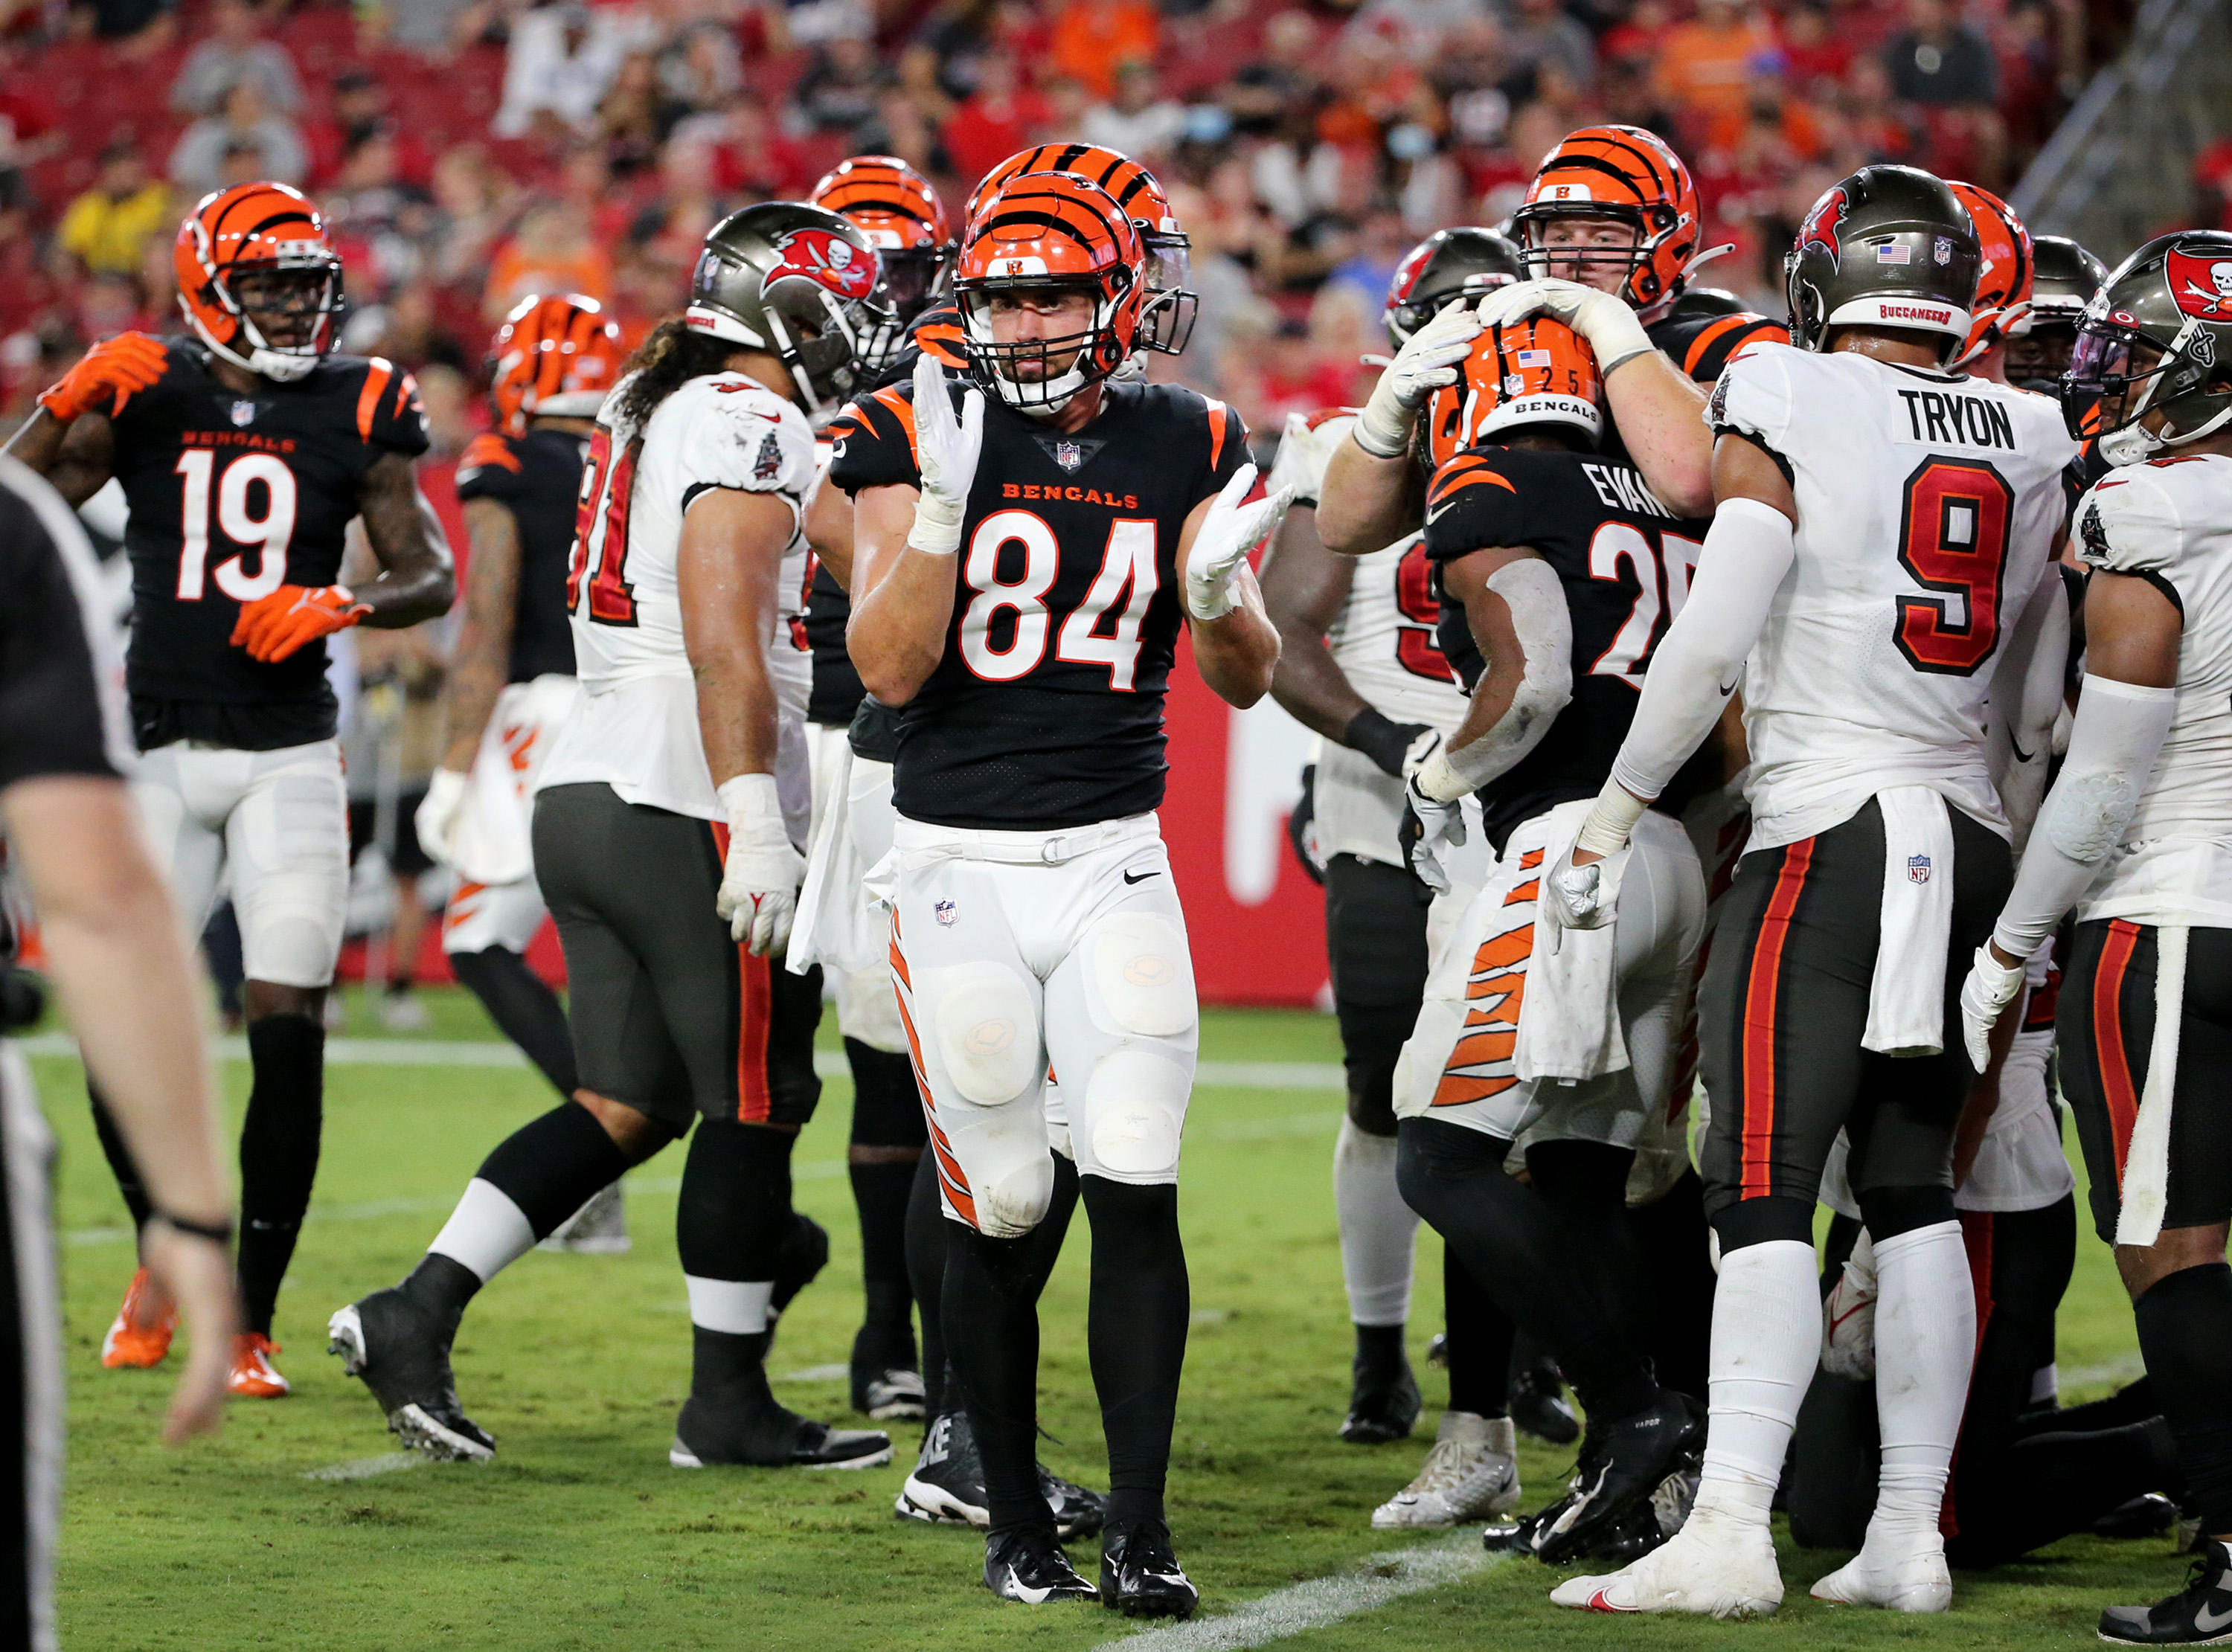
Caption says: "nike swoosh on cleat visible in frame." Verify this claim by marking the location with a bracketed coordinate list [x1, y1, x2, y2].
[1585, 1587, 1635, 1613]
[2195, 1601, 2232, 1633]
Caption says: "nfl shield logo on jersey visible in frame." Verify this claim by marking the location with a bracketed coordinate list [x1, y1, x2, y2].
[1054, 441, 1083, 472]
[1907, 854, 1932, 884]
[934, 899, 958, 927]
[229, 399, 256, 426]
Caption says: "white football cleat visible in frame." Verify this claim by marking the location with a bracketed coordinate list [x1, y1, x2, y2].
[1372, 1412, 1520, 1529]
[1809, 1533, 1952, 1613]
[1548, 1505, 1783, 1618]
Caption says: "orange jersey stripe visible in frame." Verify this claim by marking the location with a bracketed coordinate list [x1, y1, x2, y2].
[356, 357, 394, 443]
[868, 385, 921, 469]
[459, 432, 519, 473]
[2095, 919, 2143, 1180]
[1739, 838, 1815, 1200]
[1205, 399, 1230, 470]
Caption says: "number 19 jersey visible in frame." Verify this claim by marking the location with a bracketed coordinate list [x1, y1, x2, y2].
[1705, 344, 2076, 852]
[827, 379, 1251, 830]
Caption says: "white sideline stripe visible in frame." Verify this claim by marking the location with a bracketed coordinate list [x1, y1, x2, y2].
[14, 1035, 1344, 1091]
[1096, 1535, 1498, 1652]
[303, 1452, 425, 1482]
[2063, 1353, 2147, 1389]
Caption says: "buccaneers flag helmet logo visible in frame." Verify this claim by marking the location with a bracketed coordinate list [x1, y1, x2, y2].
[1798, 186, 1850, 263]
[769, 228, 879, 301]
[2167, 246, 2232, 318]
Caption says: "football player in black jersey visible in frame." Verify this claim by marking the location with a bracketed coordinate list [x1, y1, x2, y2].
[1390, 313, 1716, 1564]
[1318, 126, 1786, 557]
[836, 170, 1282, 1615]
[15, 182, 454, 1399]
[414, 294, 621, 1244]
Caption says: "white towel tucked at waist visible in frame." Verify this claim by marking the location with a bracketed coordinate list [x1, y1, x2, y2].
[1864, 786, 1957, 1057]
[1515, 799, 1628, 1084]
[2116, 923, 2189, 1247]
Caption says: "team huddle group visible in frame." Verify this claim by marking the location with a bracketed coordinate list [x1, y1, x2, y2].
[11, 104, 2232, 1642]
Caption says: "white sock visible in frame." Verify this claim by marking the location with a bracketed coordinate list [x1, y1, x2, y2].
[1699, 1238, 1821, 1517]
[1868, 1219, 1976, 1542]
[1334, 1119, 1418, 1328]
[685, 1276, 774, 1335]
[429, 1177, 537, 1284]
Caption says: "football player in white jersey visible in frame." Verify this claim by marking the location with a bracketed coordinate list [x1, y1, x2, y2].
[1542, 165, 2077, 1616]
[1259, 228, 1510, 1473]
[328, 205, 896, 1472]
[1960, 230, 2232, 1648]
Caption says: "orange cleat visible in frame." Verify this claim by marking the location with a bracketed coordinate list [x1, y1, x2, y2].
[229, 1333, 292, 1398]
[100, 1268, 176, 1369]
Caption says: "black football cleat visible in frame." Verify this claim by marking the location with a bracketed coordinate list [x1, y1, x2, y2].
[851, 1362, 927, 1422]
[669, 1392, 891, 1469]
[2097, 1494, 2181, 1540]
[897, 1410, 1108, 1540]
[1100, 1520, 1199, 1619]
[1531, 1390, 1706, 1565]
[1510, 1360, 1582, 1446]
[1043, 1465, 1106, 1540]
[984, 1524, 1097, 1605]
[1340, 1355, 1421, 1444]
[327, 1291, 494, 1462]
[2101, 1543, 2232, 1645]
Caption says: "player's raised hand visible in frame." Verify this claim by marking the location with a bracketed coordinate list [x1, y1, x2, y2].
[1354, 297, 1483, 457]
[715, 774, 806, 955]
[1958, 943, 2027, 1072]
[906, 352, 984, 556]
[1184, 463, 1292, 622]
[1479, 277, 1654, 373]
[230, 584, 371, 663]
[36, 332, 170, 422]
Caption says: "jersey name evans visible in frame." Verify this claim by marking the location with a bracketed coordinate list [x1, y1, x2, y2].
[1580, 461, 1673, 519]
[1000, 482, 1142, 507]
[1894, 387, 2018, 451]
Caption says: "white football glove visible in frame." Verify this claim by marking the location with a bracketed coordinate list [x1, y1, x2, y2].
[714, 774, 806, 956]
[414, 768, 469, 869]
[1543, 843, 1626, 933]
[906, 352, 985, 556]
[1401, 778, 1466, 895]
[1183, 463, 1293, 620]
[1958, 943, 2027, 1072]
[1819, 1228, 1878, 1381]
[1354, 296, 1484, 457]
[1478, 277, 1655, 374]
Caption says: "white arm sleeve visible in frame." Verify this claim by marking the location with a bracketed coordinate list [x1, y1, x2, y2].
[1606, 495, 1794, 803]
[1417, 556, 1574, 800]
[1991, 674, 2178, 957]
[1987, 571, 2072, 853]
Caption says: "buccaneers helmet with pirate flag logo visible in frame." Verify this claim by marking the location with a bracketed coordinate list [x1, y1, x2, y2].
[684, 201, 891, 424]
[968, 144, 1196, 354]
[175, 181, 345, 382]
[953, 170, 1147, 415]
[809, 154, 955, 372]
[488, 292, 622, 433]
[2063, 229, 2232, 465]
[1383, 227, 1521, 348]
[1784, 164, 1980, 361]
[1512, 126, 1709, 314]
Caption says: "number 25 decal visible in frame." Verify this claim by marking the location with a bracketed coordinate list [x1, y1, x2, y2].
[174, 451, 297, 602]
[1893, 457, 2013, 675]
[1585, 521, 1703, 688]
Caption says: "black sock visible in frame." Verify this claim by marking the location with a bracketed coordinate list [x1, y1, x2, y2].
[676, 1120, 794, 1401]
[88, 1081, 153, 1231]
[1396, 1118, 1657, 1425]
[1442, 1250, 1512, 1418]
[691, 1325, 776, 1407]
[397, 1252, 484, 1337]
[2135, 1262, 2232, 1533]
[237, 1014, 325, 1337]
[1085, 1177, 1188, 1532]
[449, 945, 577, 1099]
[946, 1218, 1057, 1530]
[1354, 1322, 1405, 1383]
[905, 1151, 949, 1415]
[475, 1102, 633, 1239]
[848, 1158, 919, 1370]
[1525, 1139, 1649, 1334]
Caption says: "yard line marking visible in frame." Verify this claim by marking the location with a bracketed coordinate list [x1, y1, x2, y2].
[2062, 1353, 2146, 1389]
[1096, 1534, 1499, 1651]
[780, 1364, 850, 1382]
[303, 1452, 426, 1482]
[14, 1036, 1345, 1091]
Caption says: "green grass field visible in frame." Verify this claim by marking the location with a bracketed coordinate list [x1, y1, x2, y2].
[22, 989, 2181, 1649]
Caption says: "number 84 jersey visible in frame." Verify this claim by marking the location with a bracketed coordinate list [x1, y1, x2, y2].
[1705, 343, 2076, 852]
[827, 377, 1251, 831]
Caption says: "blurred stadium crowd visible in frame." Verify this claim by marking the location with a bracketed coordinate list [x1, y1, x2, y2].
[0, 0, 2172, 454]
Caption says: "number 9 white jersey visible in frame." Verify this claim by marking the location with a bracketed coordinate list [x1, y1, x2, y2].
[540, 370, 818, 825]
[1705, 344, 2077, 852]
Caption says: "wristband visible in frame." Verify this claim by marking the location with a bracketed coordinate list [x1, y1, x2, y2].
[1574, 777, 1649, 856]
[1414, 748, 1472, 803]
[1344, 707, 1423, 778]
[151, 1210, 234, 1246]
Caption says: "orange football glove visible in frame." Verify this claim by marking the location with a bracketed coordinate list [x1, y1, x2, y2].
[230, 585, 372, 663]
[36, 332, 170, 422]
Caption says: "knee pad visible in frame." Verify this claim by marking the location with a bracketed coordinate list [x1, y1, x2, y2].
[1083, 1047, 1189, 1180]
[1090, 913, 1196, 1038]
[928, 965, 1040, 1105]
[976, 1146, 1056, 1239]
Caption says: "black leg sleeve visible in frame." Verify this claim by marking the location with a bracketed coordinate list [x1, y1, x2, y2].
[449, 945, 578, 1099]
[1083, 1177, 1189, 1530]
[904, 1151, 949, 1417]
[237, 1014, 325, 1337]
[87, 1082, 152, 1232]
[945, 1221, 1053, 1531]
[1440, 1248, 1513, 1418]
[2134, 1262, 2232, 1536]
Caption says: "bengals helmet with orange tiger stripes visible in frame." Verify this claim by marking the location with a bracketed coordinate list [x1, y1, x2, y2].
[968, 144, 1196, 354]
[953, 170, 1147, 415]
[1423, 314, 1603, 469]
[1514, 126, 1705, 315]
[175, 182, 345, 382]
[1947, 181, 2033, 367]
[488, 293, 622, 433]
[809, 154, 956, 372]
